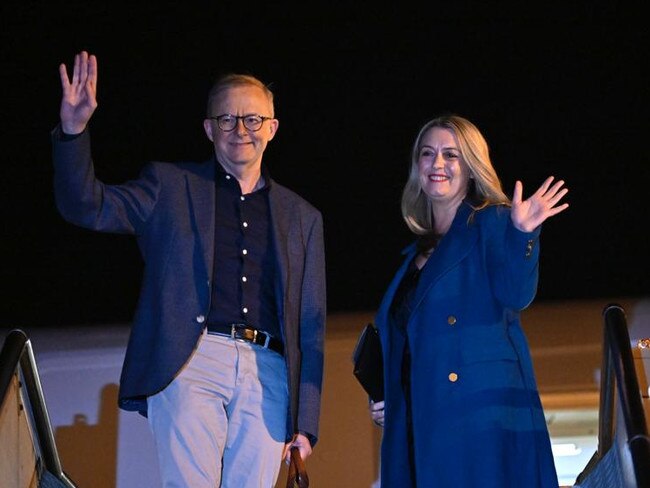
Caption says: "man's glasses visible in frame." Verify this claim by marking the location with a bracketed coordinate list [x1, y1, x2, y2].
[206, 114, 272, 132]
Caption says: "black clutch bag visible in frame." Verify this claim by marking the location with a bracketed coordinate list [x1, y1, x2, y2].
[352, 323, 384, 402]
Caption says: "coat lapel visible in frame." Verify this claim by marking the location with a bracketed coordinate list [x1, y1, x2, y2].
[375, 242, 418, 329]
[411, 202, 478, 312]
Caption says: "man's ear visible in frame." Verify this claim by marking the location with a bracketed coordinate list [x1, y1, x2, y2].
[203, 119, 214, 142]
[268, 118, 279, 141]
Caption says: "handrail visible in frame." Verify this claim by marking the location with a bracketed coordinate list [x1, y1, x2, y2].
[601, 304, 650, 487]
[0, 329, 77, 487]
[597, 324, 615, 456]
[0, 329, 28, 408]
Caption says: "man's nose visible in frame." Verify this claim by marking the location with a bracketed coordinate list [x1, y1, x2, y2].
[236, 118, 248, 135]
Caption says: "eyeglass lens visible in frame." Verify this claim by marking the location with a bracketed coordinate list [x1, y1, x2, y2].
[217, 115, 265, 131]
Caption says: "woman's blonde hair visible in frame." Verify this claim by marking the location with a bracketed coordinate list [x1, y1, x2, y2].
[401, 114, 509, 235]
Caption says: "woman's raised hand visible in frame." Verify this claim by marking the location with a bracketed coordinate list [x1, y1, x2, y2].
[511, 176, 569, 232]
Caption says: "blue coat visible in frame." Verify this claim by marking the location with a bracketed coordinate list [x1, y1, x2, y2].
[376, 202, 557, 487]
[52, 128, 326, 441]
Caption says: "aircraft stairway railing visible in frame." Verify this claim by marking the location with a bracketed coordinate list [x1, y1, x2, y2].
[0, 329, 76, 488]
[574, 304, 650, 488]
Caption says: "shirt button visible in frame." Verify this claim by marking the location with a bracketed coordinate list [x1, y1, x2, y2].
[447, 315, 457, 326]
[196, 315, 206, 324]
[242, 307, 248, 314]
[448, 372, 458, 382]
[242, 249, 248, 255]
[241, 276, 247, 282]
[225, 175, 231, 180]
[240, 196, 245, 201]
[243, 222, 248, 228]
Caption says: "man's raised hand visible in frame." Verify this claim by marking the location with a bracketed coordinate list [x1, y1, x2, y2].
[59, 51, 98, 134]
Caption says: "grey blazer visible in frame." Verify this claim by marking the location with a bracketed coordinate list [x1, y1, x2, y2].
[52, 127, 326, 441]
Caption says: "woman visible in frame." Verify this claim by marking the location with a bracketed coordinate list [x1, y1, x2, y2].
[369, 115, 568, 487]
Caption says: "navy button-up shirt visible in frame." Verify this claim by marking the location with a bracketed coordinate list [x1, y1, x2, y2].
[206, 163, 281, 340]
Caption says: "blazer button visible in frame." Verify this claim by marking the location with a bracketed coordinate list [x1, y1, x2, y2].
[448, 372, 458, 382]
[196, 315, 206, 324]
[447, 315, 457, 326]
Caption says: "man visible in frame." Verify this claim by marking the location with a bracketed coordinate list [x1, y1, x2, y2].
[53, 51, 326, 487]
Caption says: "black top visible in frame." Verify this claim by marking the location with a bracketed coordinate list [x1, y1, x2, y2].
[390, 257, 422, 330]
[390, 235, 439, 329]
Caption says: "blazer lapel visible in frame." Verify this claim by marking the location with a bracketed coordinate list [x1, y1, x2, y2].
[184, 159, 216, 279]
[268, 182, 290, 321]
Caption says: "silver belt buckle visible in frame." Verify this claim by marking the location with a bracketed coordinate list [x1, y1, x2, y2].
[230, 323, 247, 342]
[229, 323, 270, 349]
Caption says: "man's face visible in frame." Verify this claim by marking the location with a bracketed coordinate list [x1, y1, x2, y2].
[203, 85, 278, 174]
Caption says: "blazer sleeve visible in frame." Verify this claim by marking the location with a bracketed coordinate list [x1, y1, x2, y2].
[482, 205, 541, 311]
[52, 125, 159, 235]
[296, 210, 327, 442]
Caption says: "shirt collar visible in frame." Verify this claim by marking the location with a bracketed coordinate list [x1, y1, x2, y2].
[213, 158, 273, 192]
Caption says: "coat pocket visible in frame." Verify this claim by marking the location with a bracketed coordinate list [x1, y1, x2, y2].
[459, 325, 518, 364]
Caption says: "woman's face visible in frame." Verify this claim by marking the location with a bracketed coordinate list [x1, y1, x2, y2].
[417, 127, 471, 208]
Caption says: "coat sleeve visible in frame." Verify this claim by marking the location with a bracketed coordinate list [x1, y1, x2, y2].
[296, 210, 327, 443]
[52, 125, 159, 235]
[482, 205, 541, 311]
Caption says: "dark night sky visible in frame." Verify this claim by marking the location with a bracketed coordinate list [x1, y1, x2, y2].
[1, 3, 648, 328]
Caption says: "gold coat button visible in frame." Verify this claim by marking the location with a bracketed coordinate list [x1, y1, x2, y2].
[448, 372, 458, 382]
[447, 315, 457, 326]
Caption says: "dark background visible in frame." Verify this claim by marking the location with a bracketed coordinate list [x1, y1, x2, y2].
[1, 3, 647, 328]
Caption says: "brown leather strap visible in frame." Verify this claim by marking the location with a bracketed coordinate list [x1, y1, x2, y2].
[286, 447, 309, 488]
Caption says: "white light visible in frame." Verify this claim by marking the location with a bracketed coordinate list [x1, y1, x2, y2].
[552, 443, 582, 457]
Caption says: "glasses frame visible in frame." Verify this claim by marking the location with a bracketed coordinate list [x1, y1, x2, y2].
[206, 114, 273, 132]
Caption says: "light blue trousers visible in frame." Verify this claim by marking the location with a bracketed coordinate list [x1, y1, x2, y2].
[147, 329, 289, 487]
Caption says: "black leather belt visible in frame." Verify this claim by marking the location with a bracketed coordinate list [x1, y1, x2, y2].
[207, 323, 284, 356]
